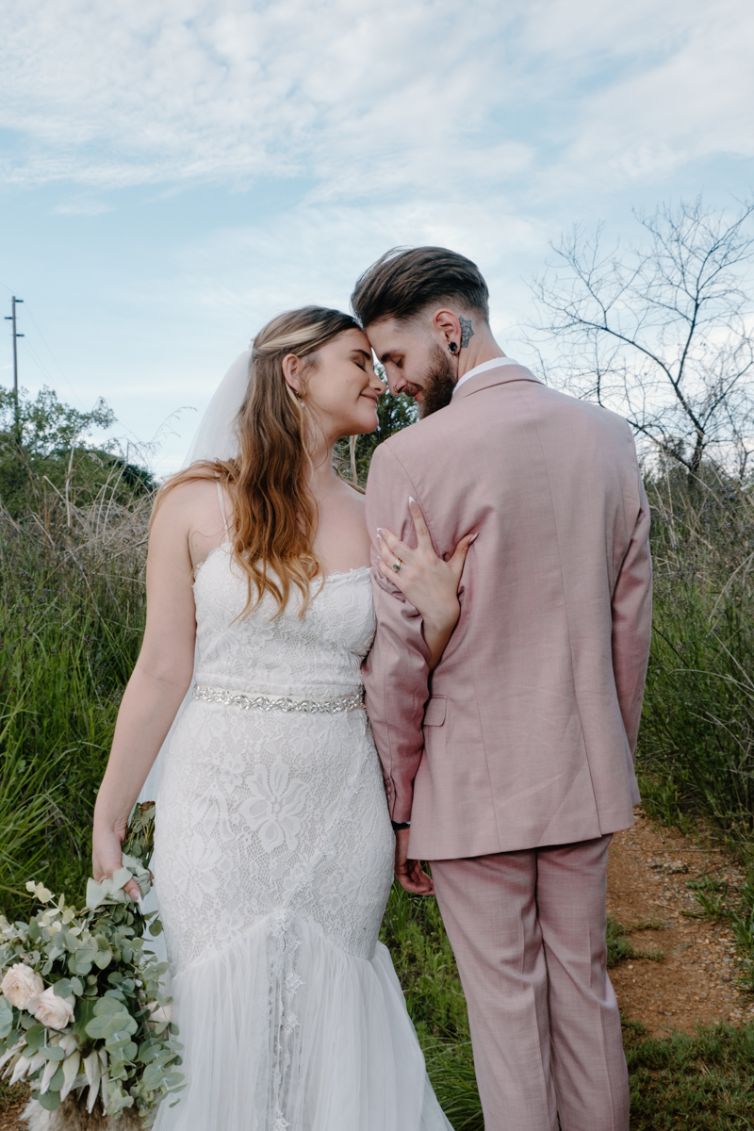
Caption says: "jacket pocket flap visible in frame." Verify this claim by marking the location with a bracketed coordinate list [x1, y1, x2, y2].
[423, 696, 447, 727]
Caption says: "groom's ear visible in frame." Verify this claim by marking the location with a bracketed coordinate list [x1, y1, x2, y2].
[432, 308, 461, 349]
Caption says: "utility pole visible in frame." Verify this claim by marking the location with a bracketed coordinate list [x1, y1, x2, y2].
[4, 295, 24, 445]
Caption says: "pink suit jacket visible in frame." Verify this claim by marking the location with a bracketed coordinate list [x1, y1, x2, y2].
[363, 363, 652, 860]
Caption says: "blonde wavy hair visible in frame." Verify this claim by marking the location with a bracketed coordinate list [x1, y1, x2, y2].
[159, 305, 361, 615]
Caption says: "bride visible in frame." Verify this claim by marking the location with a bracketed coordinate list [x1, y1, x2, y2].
[92, 307, 471, 1130]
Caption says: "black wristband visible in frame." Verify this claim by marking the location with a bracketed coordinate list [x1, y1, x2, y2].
[391, 820, 411, 831]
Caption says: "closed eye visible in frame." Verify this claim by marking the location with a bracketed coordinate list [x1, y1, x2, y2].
[352, 350, 373, 372]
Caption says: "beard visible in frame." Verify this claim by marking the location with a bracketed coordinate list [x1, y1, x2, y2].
[417, 345, 457, 418]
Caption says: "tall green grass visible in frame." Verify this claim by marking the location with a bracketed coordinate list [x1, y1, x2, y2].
[4, 463, 750, 905]
[637, 467, 754, 984]
[638, 470, 754, 853]
[1, 461, 753, 1125]
[0, 481, 150, 916]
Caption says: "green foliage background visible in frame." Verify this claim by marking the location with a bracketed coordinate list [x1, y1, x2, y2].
[1, 387, 753, 1126]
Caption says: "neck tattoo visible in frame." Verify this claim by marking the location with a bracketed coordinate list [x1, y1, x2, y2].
[459, 316, 474, 349]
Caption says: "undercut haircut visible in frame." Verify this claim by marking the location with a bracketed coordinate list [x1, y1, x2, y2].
[351, 246, 490, 327]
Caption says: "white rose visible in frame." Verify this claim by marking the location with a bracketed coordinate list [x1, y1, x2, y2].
[148, 1000, 172, 1025]
[1, 963, 44, 1010]
[30, 986, 75, 1031]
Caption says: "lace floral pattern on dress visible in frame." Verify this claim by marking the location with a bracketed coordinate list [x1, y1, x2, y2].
[150, 544, 451, 1130]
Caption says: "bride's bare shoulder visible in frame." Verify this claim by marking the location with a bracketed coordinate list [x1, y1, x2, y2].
[151, 474, 226, 540]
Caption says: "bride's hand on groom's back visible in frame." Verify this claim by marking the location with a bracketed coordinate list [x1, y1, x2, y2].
[377, 497, 476, 668]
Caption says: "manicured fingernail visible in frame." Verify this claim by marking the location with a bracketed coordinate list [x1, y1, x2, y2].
[377, 527, 384, 537]
[408, 496, 416, 505]
[470, 533, 479, 543]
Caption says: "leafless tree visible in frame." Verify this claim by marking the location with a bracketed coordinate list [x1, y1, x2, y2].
[530, 198, 754, 482]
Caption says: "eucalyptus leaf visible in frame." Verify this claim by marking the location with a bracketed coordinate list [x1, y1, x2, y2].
[68, 946, 98, 975]
[71, 996, 97, 1037]
[26, 881, 54, 903]
[86, 1014, 127, 1040]
[23, 1024, 46, 1052]
[85, 1015, 116, 1040]
[0, 997, 13, 1039]
[93, 947, 114, 970]
[35, 1089, 62, 1111]
[142, 1062, 165, 1090]
[48, 1065, 65, 1092]
[106, 1015, 138, 1037]
[93, 996, 127, 1017]
[42, 1045, 66, 1062]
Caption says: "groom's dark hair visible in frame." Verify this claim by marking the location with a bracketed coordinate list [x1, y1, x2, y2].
[351, 246, 490, 327]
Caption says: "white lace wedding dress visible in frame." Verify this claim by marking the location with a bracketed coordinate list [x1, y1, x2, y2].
[151, 537, 452, 1130]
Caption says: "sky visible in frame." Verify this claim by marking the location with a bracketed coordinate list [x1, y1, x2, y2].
[1, 0, 753, 474]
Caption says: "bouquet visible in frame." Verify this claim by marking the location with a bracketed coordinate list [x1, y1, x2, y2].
[0, 803, 183, 1129]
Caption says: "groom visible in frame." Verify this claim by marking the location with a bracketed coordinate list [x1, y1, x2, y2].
[352, 247, 652, 1131]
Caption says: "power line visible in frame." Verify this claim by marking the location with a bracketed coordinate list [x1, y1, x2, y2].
[24, 304, 80, 402]
[4, 295, 24, 445]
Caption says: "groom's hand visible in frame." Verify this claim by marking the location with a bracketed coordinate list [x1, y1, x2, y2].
[394, 827, 435, 896]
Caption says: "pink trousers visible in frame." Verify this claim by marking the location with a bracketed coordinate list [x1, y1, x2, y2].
[431, 835, 629, 1131]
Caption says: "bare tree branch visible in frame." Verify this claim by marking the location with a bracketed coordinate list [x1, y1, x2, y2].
[526, 198, 754, 482]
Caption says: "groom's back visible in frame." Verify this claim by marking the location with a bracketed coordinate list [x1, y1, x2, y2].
[367, 363, 651, 859]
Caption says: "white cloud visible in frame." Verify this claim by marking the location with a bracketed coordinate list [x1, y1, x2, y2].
[4, 0, 752, 476]
[544, 2, 754, 190]
[2, 0, 751, 202]
[139, 195, 546, 351]
[0, 0, 514, 192]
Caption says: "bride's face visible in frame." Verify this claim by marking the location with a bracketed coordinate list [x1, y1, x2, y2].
[301, 328, 384, 439]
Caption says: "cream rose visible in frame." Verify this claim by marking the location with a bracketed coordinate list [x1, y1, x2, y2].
[1, 963, 44, 1010]
[148, 1001, 172, 1025]
[30, 986, 75, 1031]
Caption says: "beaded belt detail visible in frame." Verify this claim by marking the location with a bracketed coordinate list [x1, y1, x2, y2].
[193, 684, 364, 714]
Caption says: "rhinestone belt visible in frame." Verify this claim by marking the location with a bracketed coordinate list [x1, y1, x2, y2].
[193, 683, 364, 714]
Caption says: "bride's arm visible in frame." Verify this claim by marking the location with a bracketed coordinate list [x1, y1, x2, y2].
[92, 487, 197, 898]
[375, 498, 476, 670]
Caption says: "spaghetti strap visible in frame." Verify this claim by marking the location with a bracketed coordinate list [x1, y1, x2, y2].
[215, 478, 231, 540]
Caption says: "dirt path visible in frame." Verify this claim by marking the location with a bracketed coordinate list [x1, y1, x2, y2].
[607, 808, 754, 1036]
